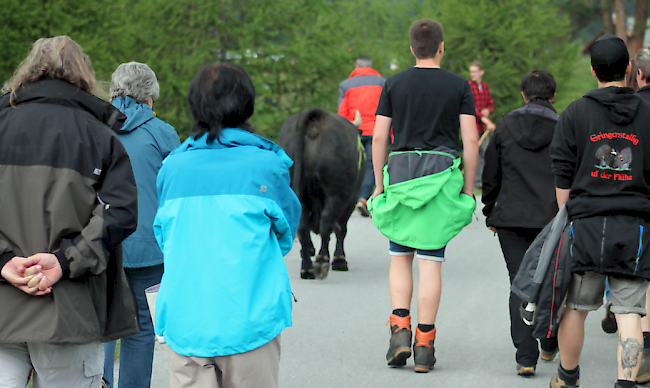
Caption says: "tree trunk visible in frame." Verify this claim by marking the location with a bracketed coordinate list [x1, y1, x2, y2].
[614, 0, 628, 43]
[602, 0, 614, 34]
[628, 0, 649, 58]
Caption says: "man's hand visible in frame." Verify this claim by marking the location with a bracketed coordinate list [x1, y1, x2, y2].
[482, 117, 496, 132]
[481, 108, 491, 118]
[372, 185, 384, 199]
[488, 226, 497, 233]
[1, 256, 52, 295]
[27, 253, 63, 290]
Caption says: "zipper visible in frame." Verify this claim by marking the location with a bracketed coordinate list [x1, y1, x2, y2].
[635, 224, 643, 274]
[600, 217, 607, 272]
[569, 222, 574, 257]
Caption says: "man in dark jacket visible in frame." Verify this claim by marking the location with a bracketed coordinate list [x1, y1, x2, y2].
[550, 35, 650, 388]
[0, 36, 138, 387]
[482, 70, 559, 377]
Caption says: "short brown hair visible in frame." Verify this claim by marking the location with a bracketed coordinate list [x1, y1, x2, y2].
[409, 19, 443, 59]
[3, 36, 100, 101]
[470, 61, 483, 70]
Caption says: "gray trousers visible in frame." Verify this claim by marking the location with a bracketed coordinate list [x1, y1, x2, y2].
[0, 341, 104, 388]
[168, 335, 281, 388]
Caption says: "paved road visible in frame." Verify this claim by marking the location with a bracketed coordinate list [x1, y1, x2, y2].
[113, 199, 620, 388]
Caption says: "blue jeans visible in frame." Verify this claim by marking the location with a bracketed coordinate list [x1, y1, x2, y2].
[358, 136, 374, 200]
[103, 264, 163, 388]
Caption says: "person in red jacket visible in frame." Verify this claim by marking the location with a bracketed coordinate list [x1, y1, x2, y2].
[338, 55, 386, 216]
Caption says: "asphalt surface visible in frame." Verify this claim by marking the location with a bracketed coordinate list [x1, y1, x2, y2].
[111, 198, 621, 388]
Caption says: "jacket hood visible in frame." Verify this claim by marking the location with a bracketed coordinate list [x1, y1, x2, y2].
[112, 96, 155, 133]
[584, 86, 641, 125]
[0, 79, 126, 132]
[171, 128, 294, 169]
[348, 67, 382, 78]
[503, 100, 558, 151]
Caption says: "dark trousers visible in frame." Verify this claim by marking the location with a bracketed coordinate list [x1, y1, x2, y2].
[497, 228, 558, 367]
[358, 135, 374, 200]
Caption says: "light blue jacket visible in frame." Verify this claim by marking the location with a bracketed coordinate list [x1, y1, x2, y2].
[153, 129, 301, 357]
[113, 96, 180, 267]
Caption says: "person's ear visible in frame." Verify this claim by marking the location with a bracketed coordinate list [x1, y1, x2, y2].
[521, 91, 529, 104]
[591, 66, 598, 79]
[550, 92, 556, 103]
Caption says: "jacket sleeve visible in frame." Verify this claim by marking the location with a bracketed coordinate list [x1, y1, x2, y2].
[338, 84, 352, 122]
[271, 163, 302, 256]
[485, 84, 495, 113]
[54, 135, 138, 278]
[481, 123, 502, 222]
[550, 107, 577, 189]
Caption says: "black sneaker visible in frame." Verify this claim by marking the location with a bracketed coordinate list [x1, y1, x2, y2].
[386, 314, 412, 367]
[602, 301, 617, 334]
[516, 363, 536, 377]
[356, 199, 371, 217]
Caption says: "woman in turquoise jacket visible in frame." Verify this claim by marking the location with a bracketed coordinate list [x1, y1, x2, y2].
[153, 63, 301, 388]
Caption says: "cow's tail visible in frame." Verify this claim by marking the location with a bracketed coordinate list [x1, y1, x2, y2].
[291, 107, 326, 194]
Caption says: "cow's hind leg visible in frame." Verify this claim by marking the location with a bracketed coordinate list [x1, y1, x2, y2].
[299, 214, 316, 280]
[314, 233, 331, 280]
[313, 198, 345, 280]
[332, 201, 355, 271]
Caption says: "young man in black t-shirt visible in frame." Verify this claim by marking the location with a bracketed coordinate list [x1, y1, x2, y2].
[370, 18, 478, 372]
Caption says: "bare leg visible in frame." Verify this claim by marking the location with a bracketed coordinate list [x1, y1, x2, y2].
[557, 308, 589, 370]
[616, 313, 643, 380]
[389, 254, 414, 310]
[641, 288, 650, 332]
[416, 259, 442, 325]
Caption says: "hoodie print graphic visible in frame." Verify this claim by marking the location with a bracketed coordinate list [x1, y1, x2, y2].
[595, 144, 632, 171]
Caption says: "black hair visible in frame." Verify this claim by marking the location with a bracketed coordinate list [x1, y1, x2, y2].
[520, 70, 556, 101]
[409, 19, 443, 60]
[187, 63, 255, 142]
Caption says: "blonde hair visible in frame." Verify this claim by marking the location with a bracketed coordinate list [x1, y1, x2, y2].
[3, 36, 100, 101]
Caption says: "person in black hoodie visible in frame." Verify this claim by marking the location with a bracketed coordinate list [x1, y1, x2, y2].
[482, 70, 559, 377]
[550, 35, 650, 388]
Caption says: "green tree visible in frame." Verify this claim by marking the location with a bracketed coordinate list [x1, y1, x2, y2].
[0, 0, 133, 94]
[421, 0, 578, 117]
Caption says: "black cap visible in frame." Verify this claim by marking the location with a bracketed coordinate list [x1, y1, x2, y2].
[590, 35, 629, 82]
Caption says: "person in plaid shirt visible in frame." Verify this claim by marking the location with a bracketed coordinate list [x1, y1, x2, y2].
[469, 61, 496, 135]
[469, 61, 495, 189]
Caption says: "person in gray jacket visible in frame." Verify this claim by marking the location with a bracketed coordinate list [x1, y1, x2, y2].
[0, 36, 138, 388]
[102, 62, 180, 388]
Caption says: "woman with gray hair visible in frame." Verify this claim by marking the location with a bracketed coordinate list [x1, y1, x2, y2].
[103, 62, 180, 388]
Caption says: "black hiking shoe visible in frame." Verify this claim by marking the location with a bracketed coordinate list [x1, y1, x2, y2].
[413, 327, 436, 373]
[386, 314, 412, 367]
[550, 372, 580, 388]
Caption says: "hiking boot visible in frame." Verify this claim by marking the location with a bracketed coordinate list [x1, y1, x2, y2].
[550, 373, 580, 388]
[517, 363, 536, 377]
[413, 327, 436, 373]
[541, 348, 559, 362]
[637, 349, 650, 383]
[601, 300, 617, 334]
[386, 314, 412, 367]
[356, 199, 371, 217]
